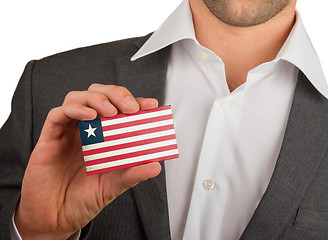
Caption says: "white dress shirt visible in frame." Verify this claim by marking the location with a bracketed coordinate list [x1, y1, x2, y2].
[12, 0, 328, 239]
[132, 0, 328, 239]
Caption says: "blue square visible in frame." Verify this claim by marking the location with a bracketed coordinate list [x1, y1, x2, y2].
[78, 118, 104, 146]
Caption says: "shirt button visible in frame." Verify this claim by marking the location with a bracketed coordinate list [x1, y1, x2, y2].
[203, 179, 215, 190]
[198, 51, 208, 61]
[220, 99, 230, 110]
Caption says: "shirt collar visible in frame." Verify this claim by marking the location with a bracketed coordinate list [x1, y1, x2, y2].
[132, 0, 328, 98]
[276, 12, 328, 98]
[131, 0, 195, 61]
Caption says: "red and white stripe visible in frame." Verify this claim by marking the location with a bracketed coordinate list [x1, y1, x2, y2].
[82, 105, 179, 175]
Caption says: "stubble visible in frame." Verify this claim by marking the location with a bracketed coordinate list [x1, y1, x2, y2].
[203, 0, 291, 27]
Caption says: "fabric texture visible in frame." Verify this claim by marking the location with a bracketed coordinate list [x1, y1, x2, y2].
[0, 34, 328, 240]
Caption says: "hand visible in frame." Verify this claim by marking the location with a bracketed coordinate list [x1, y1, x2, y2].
[15, 84, 161, 240]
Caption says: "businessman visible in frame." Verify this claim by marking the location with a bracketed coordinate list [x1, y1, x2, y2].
[1, 0, 328, 239]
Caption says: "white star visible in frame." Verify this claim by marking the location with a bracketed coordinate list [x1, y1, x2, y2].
[84, 124, 97, 138]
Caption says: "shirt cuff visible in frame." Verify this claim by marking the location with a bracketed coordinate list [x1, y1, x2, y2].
[11, 212, 81, 240]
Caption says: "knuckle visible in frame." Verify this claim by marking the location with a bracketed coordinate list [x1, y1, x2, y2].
[64, 91, 79, 103]
[47, 106, 60, 118]
[86, 91, 103, 102]
[88, 83, 102, 91]
[112, 85, 129, 95]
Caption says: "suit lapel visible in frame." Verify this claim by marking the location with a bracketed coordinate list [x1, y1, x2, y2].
[116, 39, 172, 239]
[116, 36, 169, 107]
[240, 71, 328, 239]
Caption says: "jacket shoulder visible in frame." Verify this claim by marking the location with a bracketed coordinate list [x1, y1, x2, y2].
[29, 34, 152, 94]
[36, 34, 151, 68]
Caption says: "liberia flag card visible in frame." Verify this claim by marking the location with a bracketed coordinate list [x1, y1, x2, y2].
[78, 105, 179, 176]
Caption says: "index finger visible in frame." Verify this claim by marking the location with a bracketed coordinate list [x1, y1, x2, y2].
[88, 84, 140, 114]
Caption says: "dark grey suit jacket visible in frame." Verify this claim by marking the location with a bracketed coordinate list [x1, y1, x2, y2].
[0, 35, 328, 240]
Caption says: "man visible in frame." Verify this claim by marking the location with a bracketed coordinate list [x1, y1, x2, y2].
[1, 0, 327, 239]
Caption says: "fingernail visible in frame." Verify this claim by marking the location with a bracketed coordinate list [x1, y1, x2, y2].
[148, 98, 158, 107]
[124, 96, 137, 106]
[83, 107, 94, 113]
[103, 100, 117, 116]
[83, 107, 96, 118]
[103, 100, 113, 109]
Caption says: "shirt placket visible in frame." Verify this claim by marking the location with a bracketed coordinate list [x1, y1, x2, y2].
[183, 46, 246, 239]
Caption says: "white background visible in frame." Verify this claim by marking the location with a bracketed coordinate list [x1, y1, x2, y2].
[0, 0, 327, 128]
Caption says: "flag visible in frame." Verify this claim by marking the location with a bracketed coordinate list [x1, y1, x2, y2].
[78, 105, 179, 176]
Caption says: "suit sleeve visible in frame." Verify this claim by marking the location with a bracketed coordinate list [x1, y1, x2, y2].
[0, 61, 92, 239]
[0, 61, 35, 239]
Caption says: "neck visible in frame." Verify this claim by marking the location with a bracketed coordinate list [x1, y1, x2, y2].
[189, 0, 296, 91]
